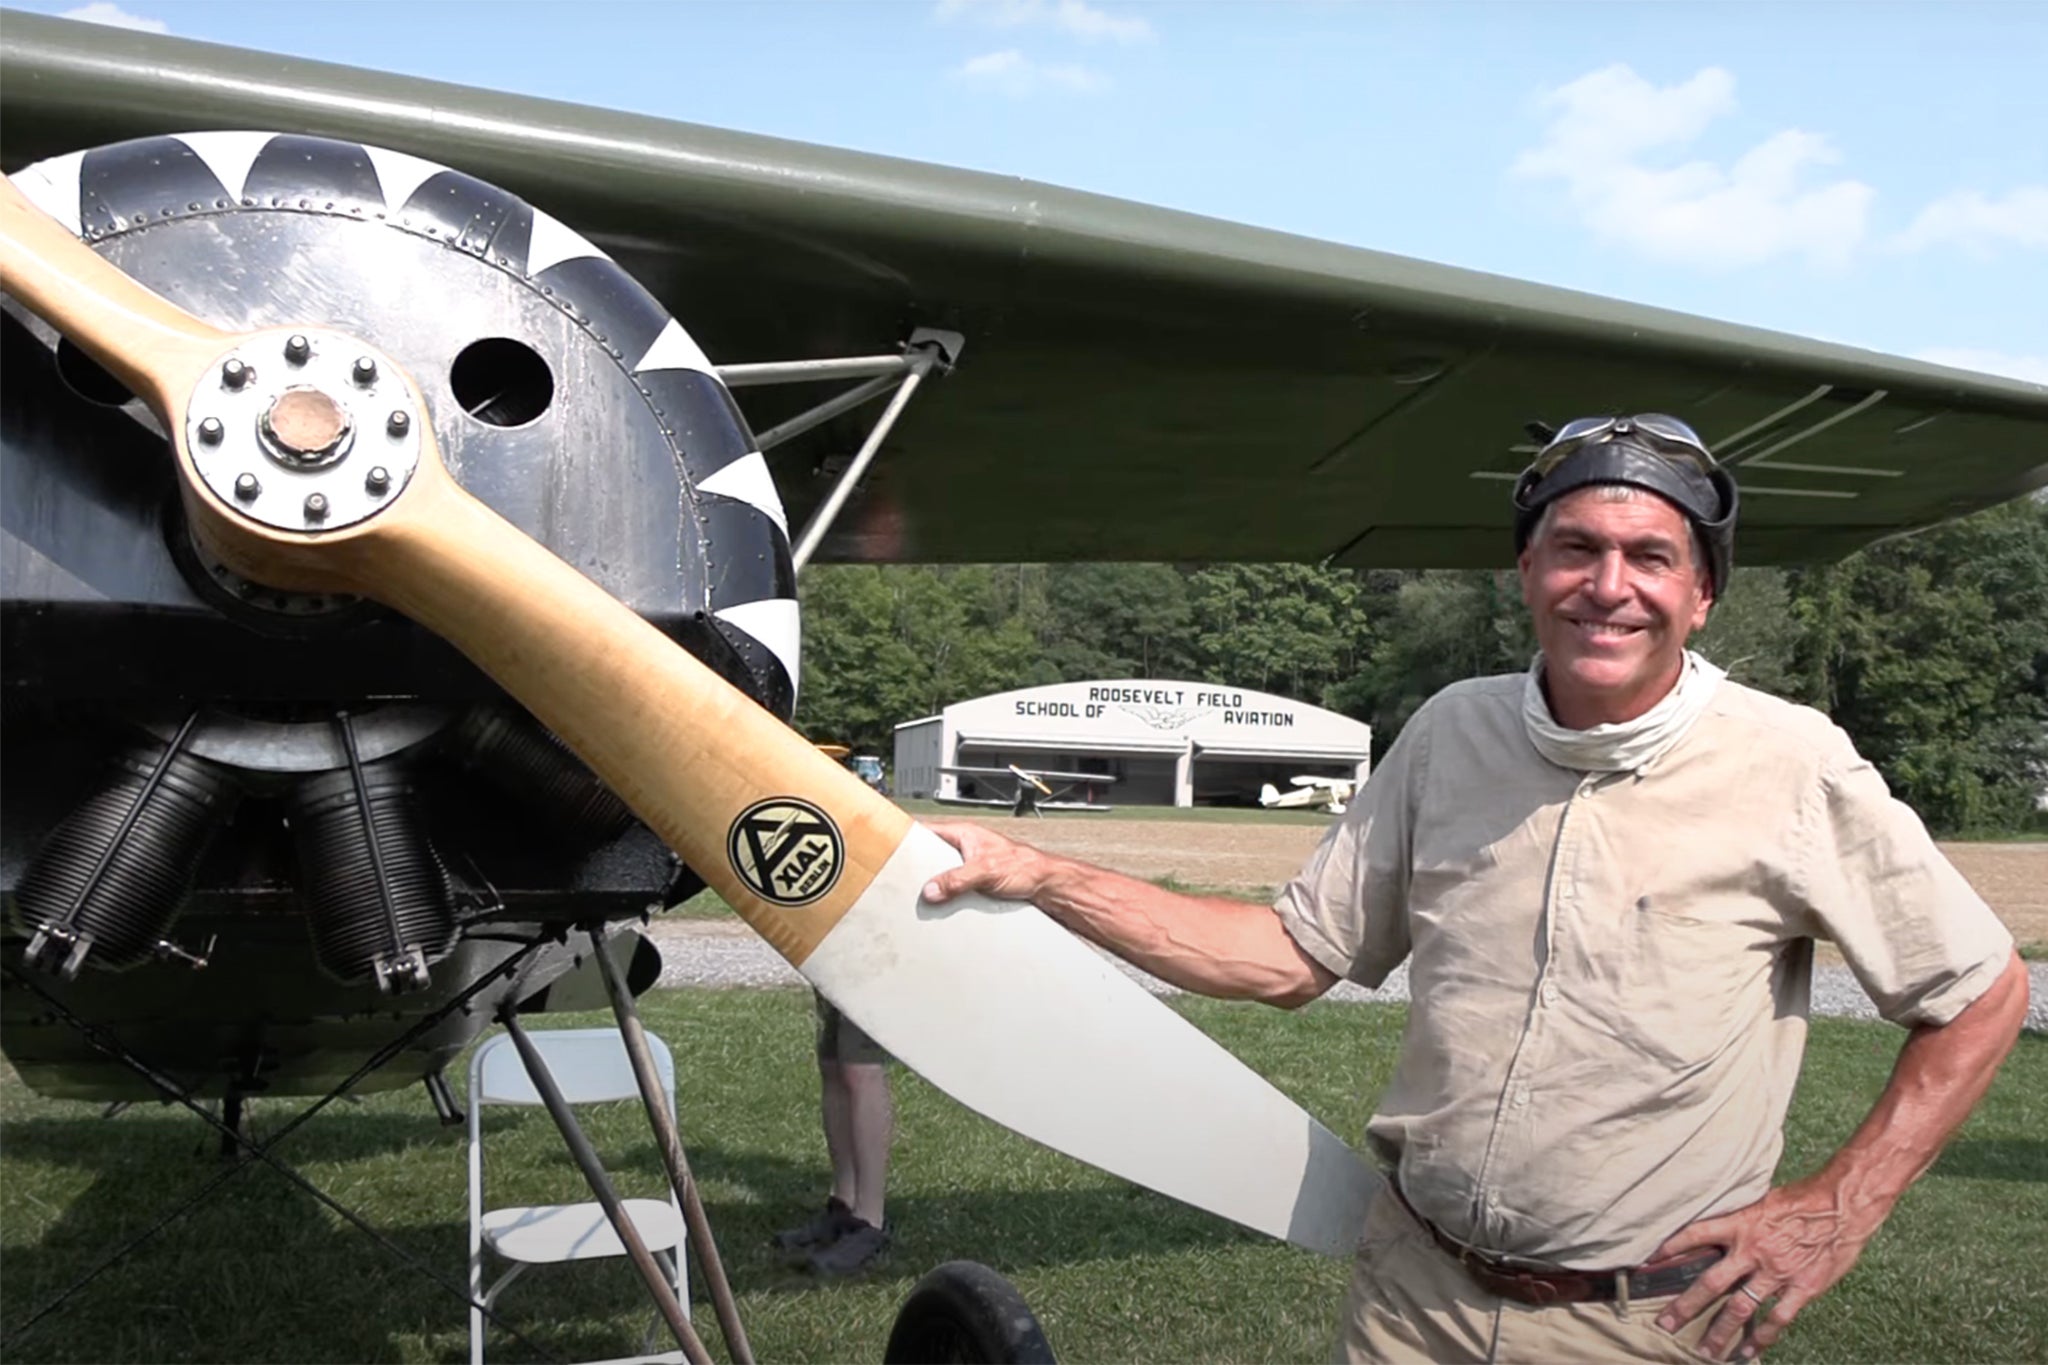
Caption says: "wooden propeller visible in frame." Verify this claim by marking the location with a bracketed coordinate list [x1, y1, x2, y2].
[0, 175, 1375, 1255]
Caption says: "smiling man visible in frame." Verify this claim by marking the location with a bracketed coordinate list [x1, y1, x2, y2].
[1516, 438, 1718, 731]
[925, 415, 2026, 1363]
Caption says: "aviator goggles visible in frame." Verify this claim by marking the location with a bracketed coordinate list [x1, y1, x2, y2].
[1528, 413, 1719, 477]
[1512, 411, 1738, 599]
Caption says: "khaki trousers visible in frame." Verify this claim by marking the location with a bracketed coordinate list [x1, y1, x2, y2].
[1336, 1187, 1730, 1364]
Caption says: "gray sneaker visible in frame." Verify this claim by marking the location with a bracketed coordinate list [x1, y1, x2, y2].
[773, 1197, 860, 1258]
[807, 1218, 891, 1277]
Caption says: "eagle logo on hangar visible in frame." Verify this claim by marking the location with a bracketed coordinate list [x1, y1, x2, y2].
[1119, 704, 1213, 732]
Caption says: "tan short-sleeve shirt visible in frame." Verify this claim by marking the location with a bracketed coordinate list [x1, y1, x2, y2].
[1274, 674, 2012, 1269]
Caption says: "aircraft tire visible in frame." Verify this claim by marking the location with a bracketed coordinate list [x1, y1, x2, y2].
[882, 1260, 1056, 1365]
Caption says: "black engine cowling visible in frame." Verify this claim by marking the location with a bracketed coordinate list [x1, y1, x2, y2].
[1, 134, 796, 1081]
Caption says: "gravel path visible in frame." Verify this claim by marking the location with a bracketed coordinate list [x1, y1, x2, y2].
[650, 920, 2047, 1033]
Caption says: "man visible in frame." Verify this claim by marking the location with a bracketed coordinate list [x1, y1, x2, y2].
[923, 414, 2027, 1362]
[772, 993, 894, 1276]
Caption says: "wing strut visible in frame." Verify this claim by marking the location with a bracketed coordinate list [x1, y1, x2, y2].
[716, 329, 964, 572]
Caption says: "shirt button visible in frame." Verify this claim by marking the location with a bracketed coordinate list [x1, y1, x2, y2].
[1512, 1087, 1531, 1107]
[1540, 982, 1559, 1005]
[1485, 1189, 1501, 1208]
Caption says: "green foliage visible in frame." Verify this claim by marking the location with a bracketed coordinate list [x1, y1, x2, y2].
[798, 565, 1039, 752]
[1040, 563, 1196, 680]
[1324, 570, 1532, 749]
[1185, 564, 1372, 701]
[790, 498, 2048, 832]
[1786, 498, 2048, 834]
[1692, 566, 1800, 696]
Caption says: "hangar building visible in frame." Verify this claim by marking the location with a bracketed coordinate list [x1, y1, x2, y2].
[893, 679, 1371, 808]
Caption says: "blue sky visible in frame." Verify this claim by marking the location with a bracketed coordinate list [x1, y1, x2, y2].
[18, 0, 2048, 384]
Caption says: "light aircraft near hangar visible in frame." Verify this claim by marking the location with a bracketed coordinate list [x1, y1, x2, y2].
[1, 10, 2044, 1363]
[939, 763, 1118, 816]
[1260, 776, 1359, 816]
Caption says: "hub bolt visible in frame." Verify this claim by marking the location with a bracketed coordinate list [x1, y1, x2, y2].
[284, 334, 311, 365]
[352, 356, 378, 386]
[197, 417, 224, 445]
[222, 358, 250, 389]
[304, 492, 330, 521]
[366, 466, 391, 493]
[233, 472, 261, 500]
[386, 410, 410, 436]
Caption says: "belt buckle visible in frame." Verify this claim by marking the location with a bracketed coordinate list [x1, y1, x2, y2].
[1508, 1270, 1562, 1307]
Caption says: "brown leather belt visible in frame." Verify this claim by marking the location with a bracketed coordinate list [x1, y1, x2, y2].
[1388, 1182, 1721, 1308]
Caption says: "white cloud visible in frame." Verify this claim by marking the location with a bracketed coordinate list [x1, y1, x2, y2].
[1512, 64, 1874, 270]
[936, 0, 1152, 44]
[60, 2, 167, 32]
[951, 49, 1108, 96]
[1893, 187, 2048, 255]
[1913, 348, 2048, 387]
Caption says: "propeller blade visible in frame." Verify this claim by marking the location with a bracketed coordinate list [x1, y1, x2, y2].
[0, 176, 226, 414]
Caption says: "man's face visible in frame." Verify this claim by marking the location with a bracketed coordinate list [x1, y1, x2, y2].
[1517, 487, 1713, 728]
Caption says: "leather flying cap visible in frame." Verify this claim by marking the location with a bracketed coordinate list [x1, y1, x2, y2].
[1512, 432, 1738, 600]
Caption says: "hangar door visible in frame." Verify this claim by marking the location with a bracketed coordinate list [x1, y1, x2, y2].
[957, 734, 1183, 806]
[1193, 743, 1369, 807]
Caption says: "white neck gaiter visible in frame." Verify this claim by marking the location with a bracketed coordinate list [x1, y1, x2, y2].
[1521, 650, 1724, 773]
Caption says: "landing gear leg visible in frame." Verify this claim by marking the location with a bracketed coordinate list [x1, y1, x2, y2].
[589, 926, 755, 1365]
[219, 1090, 245, 1161]
[423, 1068, 464, 1126]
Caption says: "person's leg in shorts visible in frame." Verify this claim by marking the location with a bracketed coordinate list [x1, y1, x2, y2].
[776, 992, 895, 1275]
[817, 994, 893, 1229]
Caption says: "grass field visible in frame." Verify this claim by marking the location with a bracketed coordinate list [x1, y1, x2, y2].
[2, 990, 2042, 1364]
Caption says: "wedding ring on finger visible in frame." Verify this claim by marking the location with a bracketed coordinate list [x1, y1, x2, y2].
[1737, 1283, 1767, 1305]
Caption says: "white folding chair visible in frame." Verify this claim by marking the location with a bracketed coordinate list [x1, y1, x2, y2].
[467, 1027, 687, 1365]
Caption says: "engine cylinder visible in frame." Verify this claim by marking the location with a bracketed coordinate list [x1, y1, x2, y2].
[452, 705, 636, 842]
[288, 762, 454, 993]
[14, 742, 239, 976]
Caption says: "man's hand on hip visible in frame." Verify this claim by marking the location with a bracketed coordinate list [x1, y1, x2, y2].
[1654, 953, 2027, 1359]
[1651, 1174, 1877, 1360]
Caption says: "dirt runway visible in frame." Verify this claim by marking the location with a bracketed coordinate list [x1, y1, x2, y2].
[939, 813, 2048, 952]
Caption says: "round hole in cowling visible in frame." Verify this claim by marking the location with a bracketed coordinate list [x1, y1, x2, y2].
[55, 337, 138, 407]
[450, 337, 554, 428]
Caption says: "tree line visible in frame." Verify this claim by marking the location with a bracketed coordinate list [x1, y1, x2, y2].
[796, 497, 2048, 836]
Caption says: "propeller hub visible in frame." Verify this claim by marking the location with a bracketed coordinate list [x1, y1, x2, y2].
[260, 387, 353, 469]
[184, 329, 423, 533]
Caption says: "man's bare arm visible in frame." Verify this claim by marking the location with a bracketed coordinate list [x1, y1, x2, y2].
[1655, 949, 2030, 1360]
[921, 820, 1339, 1008]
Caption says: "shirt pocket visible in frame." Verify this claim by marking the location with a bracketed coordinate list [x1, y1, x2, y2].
[1588, 899, 1769, 1069]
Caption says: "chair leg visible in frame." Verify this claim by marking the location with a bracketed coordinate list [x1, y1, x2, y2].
[482, 1262, 528, 1312]
[499, 1011, 712, 1365]
[471, 1263, 523, 1365]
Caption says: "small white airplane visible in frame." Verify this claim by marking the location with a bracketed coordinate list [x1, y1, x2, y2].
[940, 764, 1117, 816]
[1259, 776, 1358, 815]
